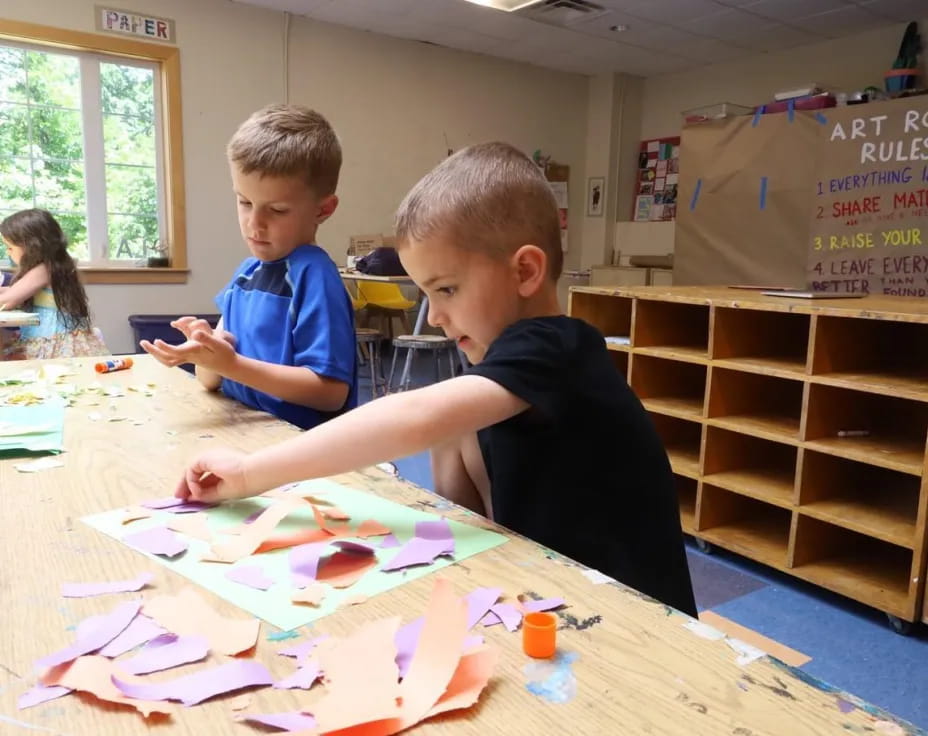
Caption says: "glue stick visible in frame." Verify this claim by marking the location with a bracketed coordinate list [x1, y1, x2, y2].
[95, 357, 134, 374]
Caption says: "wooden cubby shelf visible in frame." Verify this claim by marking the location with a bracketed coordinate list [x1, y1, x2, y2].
[799, 451, 919, 548]
[651, 414, 702, 478]
[804, 383, 928, 475]
[676, 475, 697, 534]
[697, 484, 791, 568]
[712, 306, 810, 378]
[702, 426, 797, 507]
[707, 367, 802, 442]
[633, 298, 710, 363]
[568, 285, 928, 624]
[811, 315, 928, 402]
[631, 354, 706, 420]
[792, 515, 914, 619]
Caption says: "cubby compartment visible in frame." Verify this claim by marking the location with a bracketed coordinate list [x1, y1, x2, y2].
[792, 515, 913, 618]
[630, 355, 706, 420]
[811, 315, 928, 401]
[632, 298, 709, 362]
[696, 484, 792, 568]
[609, 350, 629, 381]
[569, 290, 632, 346]
[712, 307, 810, 377]
[675, 475, 697, 534]
[804, 384, 928, 475]
[651, 414, 702, 478]
[798, 451, 920, 548]
[702, 427, 797, 507]
[706, 368, 803, 441]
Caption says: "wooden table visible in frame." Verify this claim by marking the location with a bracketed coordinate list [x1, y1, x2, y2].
[0, 355, 921, 735]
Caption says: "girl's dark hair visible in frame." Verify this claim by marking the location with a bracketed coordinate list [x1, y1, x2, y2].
[0, 209, 91, 330]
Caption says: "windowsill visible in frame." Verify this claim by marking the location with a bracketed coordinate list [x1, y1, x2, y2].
[80, 267, 189, 285]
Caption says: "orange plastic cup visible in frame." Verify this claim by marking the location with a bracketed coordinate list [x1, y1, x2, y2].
[522, 612, 557, 658]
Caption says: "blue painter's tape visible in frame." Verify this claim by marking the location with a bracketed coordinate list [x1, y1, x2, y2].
[759, 176, 768, 210]
[690, 178, 702, 211]
[787, 99, 795, 122]
[752, 106, 764, 127]
[815, 112, 828, 125]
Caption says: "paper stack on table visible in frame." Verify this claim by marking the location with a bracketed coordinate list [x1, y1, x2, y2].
[0, 396, 65, 454]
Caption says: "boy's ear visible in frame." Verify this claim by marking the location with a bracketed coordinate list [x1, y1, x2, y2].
[316, 195, 339, 224]
[513, 244, 548, 297]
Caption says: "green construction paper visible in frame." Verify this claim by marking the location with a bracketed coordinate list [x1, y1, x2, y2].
[0, 397, 65, 454]
[82, 479, 507, 630]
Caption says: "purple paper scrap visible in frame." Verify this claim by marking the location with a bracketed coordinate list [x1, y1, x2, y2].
[121, 634, 209, 675]
[274, 661, 321, 690]
[61, 572, 153, 598]
[123, 526, 188, 558]
[112, 660, 273, 706]
[226, 564, 275, 591]
[18, 684, 71, 710]
[381, 537, 452, 572]
[36, 599, 141, 671]
[97, 614, 166, 657]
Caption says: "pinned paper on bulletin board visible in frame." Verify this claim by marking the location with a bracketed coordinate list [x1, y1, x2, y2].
[634, 136, 680, 221]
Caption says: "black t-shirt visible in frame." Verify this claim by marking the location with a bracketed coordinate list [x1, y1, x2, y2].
[468, 316, 697, 617]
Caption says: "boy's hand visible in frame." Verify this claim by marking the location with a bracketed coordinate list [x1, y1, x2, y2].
[141, 329, 238, 372]
[176, 448, 252, 502]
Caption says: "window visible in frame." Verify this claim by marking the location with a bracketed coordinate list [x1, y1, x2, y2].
[0, 20, 186, 283]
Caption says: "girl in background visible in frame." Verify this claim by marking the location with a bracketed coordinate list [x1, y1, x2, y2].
[0, 209, 107, 359]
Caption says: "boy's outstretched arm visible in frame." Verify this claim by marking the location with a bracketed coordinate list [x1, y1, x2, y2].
[176, 375, 528, 503]
[0, 264, 49, 309]
[141, 325, 348, 411]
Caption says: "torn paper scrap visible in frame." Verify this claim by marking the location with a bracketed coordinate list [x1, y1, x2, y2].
[237, 712, 317, 732]
[98, 614, 166, 658]
[464, 588, 502, 630]
[143, 588, 259, 656]
[121, 634, 209, 675]
[726, 637, 766, 667]
[228, 693, 253, 711]
[289, 541, 330, 587]
[15, 456, 64, 473]
[140, 496, 214, 513]
[321, 506, 350, 521]
[521, 597, 565, 614]
[414, 519, 455, 554]
[17, 684, 71, 710]
[123, 526, 187, 558]
[486, 603, 521, 633]
[379, 534, 400, 549]
[580, 568, 615, 585]
[40, 655, 174, 717]
[61, 572, 153, 598]
[381, 537, 452, 572]
[36, 599, 141, 671]
[395, 618, 425, 679]
[683, 620, 726, 642]
[316, 549, 377, 588]
[112, 659, 273, 706]
[203, 497, 305, 562]
[116, 507, 154, 525]
[278, 635, 328, 662]
[225, 564, 275, 591]
[165, 513, 213, 543]
[426, 645, 499, 718]
[274, 660, 321, 690]
[356, 519, 391, 538]
[292, 584, 327, 607]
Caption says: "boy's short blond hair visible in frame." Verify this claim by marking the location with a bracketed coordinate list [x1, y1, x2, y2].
[395, 142, 563, 280]
[227, 104, 341, 197]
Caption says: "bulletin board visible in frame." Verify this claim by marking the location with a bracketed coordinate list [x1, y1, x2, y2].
[633, 136, 680, 222]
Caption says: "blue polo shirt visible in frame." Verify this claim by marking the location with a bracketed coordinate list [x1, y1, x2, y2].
[216, 244, 357, 429]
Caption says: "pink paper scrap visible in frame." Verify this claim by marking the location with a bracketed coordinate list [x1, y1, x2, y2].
[112, 660, 273, 706]
[225, 564, 275, 591]
[379, 533, 400, 549]
[278, 635, 329, 662]
[394, 617, 425, 678]
[465, 587, 502, 630]
[35, 600, 141, 671]
[123, 526, 188, 558]
[381, 537, 452, 572]
[333, 540, 376, 555]
[239, 712, 317, 731]
[141, 497, 214, 513]
[17, 684, 71, 710]
[414, 518, 455, 554]
[522, 597, 566, 613]
[289, 541, 330, 588]
[483, 603, 522, 632]
[97, 614, 166, 657]
[121, 634, 209, 675]
[61, 572, 153, 598]
[274, 660, 321, 690]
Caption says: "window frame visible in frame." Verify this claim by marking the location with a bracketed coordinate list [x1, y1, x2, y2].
[0, 18, 187, 284]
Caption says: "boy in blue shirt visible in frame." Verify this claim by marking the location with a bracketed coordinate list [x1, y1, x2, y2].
[172, 142, 696, 617]
[142, 105, 357, 429]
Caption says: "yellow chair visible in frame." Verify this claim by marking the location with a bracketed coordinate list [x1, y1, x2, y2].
[357, 281, 416, 337]
[345, 282, 366, 313]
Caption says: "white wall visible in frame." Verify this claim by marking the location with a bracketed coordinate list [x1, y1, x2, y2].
[641, 19, 928, 139]
[3, 1, 589, 351]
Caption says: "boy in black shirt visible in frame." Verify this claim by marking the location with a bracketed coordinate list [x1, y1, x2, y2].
[175, 142, 697, 617]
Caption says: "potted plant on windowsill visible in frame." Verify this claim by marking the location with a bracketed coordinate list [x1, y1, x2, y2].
[146, 240, 170, 268]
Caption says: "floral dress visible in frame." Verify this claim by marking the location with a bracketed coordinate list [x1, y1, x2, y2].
[1, 287, 107, 360]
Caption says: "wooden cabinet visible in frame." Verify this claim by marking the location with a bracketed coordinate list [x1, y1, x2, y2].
[568, 285, 928, 630]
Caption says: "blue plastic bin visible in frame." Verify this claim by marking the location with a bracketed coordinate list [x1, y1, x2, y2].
[128, 314, 220, 374]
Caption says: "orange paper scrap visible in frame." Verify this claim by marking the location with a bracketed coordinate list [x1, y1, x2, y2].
[117, 507, 153, 525]
[316, 551, 377, 589]
[322, 506, 350, 521]
[355, 520, 391, 539]
[426, 645, 499, 717]
[202, 498, 305, 563]
[143, 588, 259, 656]
[166, 513, 213, 543]
[40, 655, 174, 718]
[292, 584, 328, 607]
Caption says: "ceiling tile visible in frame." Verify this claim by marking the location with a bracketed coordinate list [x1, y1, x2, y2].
[857, 0, 928, 20]
[623, 0, 734, 25]
[744, 0, 852, 22]
[793, 4, 886, 36]
[674, 37, 756, 63]
[681, 9, 778, 40]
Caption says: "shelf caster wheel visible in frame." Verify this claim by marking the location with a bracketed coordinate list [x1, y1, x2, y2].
[887, 615, 913, 636]
[695, 538, 714, 555]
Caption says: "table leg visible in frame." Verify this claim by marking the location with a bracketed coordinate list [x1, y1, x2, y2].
[398, 295, 428, 390]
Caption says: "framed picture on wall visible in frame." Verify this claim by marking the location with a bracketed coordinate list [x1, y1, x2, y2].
[587, 176, 604, 217]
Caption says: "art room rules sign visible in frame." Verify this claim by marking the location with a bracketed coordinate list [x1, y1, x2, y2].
[809, 98, 928, 295]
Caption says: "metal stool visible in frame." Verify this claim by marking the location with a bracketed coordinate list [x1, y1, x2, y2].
[355, 327, 386, 399]
[388, 334, 457, 392]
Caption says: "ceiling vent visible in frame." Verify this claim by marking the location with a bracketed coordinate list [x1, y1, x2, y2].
[514, 0, 608, 26]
